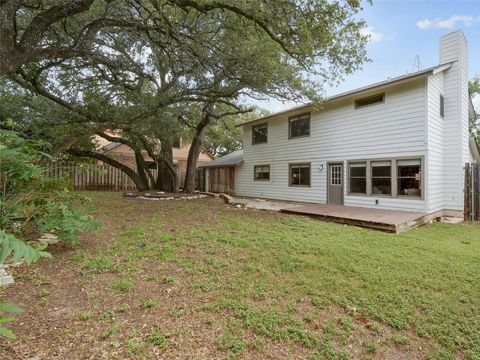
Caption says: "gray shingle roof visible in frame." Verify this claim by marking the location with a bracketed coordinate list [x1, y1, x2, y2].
[236, 63, 454, 127]
[201, 149, 243, 167]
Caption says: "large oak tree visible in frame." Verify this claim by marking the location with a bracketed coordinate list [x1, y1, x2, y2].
[1, 0, 370, 192]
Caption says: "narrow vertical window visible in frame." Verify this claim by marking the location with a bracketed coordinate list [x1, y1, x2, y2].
[440, 95, 445, 117]
[397, 159, 422, 197]
[349, 162, 366, 194]
[371, 161, 391, 195]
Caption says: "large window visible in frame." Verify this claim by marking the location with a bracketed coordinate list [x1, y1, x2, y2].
[397, 160, 421, 197]
[289, 113, 310, 139]
[289, 163, 310, 186]
[349, 162, 366, 194]
[371, 161, 391, 195]
[252, 123, 268, 145]
[254, 165, 270, 181]
[354, 93, 385, 109]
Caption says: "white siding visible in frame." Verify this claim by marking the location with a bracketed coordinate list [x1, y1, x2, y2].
[440, 31, 469, 211]
[235, 79, 427, 212]
[426, 72, 445, 213]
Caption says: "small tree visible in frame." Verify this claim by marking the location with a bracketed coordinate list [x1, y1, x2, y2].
[0, 125, 99, 339]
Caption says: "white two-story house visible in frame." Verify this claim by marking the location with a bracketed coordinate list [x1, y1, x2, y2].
[223, 30, 478, 217]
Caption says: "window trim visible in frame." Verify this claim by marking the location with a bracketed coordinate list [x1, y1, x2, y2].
[288, 113, 311, 140]
[371, 160, 392, 196]
[253, 164, 270, 181]
[440, 94, 445, 118]
[347, 157, 424, 200]
[252, 122, 268, 145]
[396, 159, 422, 198]
[354, 92, 385, 109]
[348, 162, 367, 195]
[288, 162, 311, 187]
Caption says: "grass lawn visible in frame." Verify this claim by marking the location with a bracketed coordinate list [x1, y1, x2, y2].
[1, 192, 479, 359]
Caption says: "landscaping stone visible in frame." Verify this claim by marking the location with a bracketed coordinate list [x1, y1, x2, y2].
[0, 267, 14, 286]
[440, 217, 464, 224]
[38, 233, 59, 245]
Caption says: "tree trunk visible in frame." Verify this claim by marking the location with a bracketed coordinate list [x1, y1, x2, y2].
[68, 149, 149, 191]
[133, 149, 152, 190]
[155, 141, 177, 192]
[184, 109, 212, 193]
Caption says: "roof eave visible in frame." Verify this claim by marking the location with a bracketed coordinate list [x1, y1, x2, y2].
[236, 63, 453, 128]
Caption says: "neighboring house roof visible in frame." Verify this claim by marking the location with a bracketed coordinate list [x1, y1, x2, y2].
[237, 63, 453, 127]
[100, 142, 122, 153]
[201, 149, 243, 167]
[470, 137, 480, 163]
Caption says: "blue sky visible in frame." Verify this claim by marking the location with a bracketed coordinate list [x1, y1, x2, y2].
[252, 0, 480, 113]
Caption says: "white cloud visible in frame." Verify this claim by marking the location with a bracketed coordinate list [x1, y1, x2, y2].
[416, 15, 478, 30]
[360, 27, 389, 42]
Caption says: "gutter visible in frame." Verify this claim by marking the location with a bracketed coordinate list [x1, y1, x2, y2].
[236, 63, 453, 128]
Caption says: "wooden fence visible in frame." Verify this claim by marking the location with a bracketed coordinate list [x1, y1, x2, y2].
[465, 163, 480, 221]
[44, 162, 158, 191]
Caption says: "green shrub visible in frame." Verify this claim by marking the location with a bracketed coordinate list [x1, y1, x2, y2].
[0, 128, 99, 339]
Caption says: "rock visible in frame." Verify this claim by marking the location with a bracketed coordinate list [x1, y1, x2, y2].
[41, 233, 57, 239]
[166, 197, 174, 200]
[39, 233, 59, 244]
[219, 193, 235, 205]
[0, 274, 14, 286]
[235, 204, 242, 208]
[440, 217, 463, 224]
[156, 191, 165, 194]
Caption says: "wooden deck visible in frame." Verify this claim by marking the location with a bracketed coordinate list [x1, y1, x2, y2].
[280, 204, 427, 233]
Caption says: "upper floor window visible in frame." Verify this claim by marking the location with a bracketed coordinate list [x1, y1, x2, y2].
[354, 93, 385, 109]
[252, 123, 268, 145]
[440, 95, 445, 117]
[289, 113, 310, 139]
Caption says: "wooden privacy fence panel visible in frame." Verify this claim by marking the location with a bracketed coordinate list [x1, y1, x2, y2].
[465, 163, 480, 221]
[196, 168, 205, 191]
[207, 166, 235, 195]
[44, 162, 158, 191]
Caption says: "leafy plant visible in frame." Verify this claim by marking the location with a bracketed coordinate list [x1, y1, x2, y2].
[0, 302, 22, 339]
[0, 128, 99, 339]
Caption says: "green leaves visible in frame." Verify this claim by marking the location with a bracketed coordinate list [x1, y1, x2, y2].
[0, 303, 22, 340]
[0, 230, 51, 265]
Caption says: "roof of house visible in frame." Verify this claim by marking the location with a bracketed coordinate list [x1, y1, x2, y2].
[100, 142, 122, 153]
[201, 149, 243, 167]
[237, 63, 454, 127]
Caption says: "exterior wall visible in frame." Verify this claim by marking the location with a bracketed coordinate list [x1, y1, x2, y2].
[235, 79, 428, 212]
[440, 31, 469, 211]
[426, 72, 445, 213]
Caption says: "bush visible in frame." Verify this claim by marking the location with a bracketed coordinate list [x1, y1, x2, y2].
[0, 128, 99, 338]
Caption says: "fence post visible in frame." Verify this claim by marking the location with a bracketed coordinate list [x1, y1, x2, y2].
[464, 163, 471, 222]
[475, 164, 479, 221]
